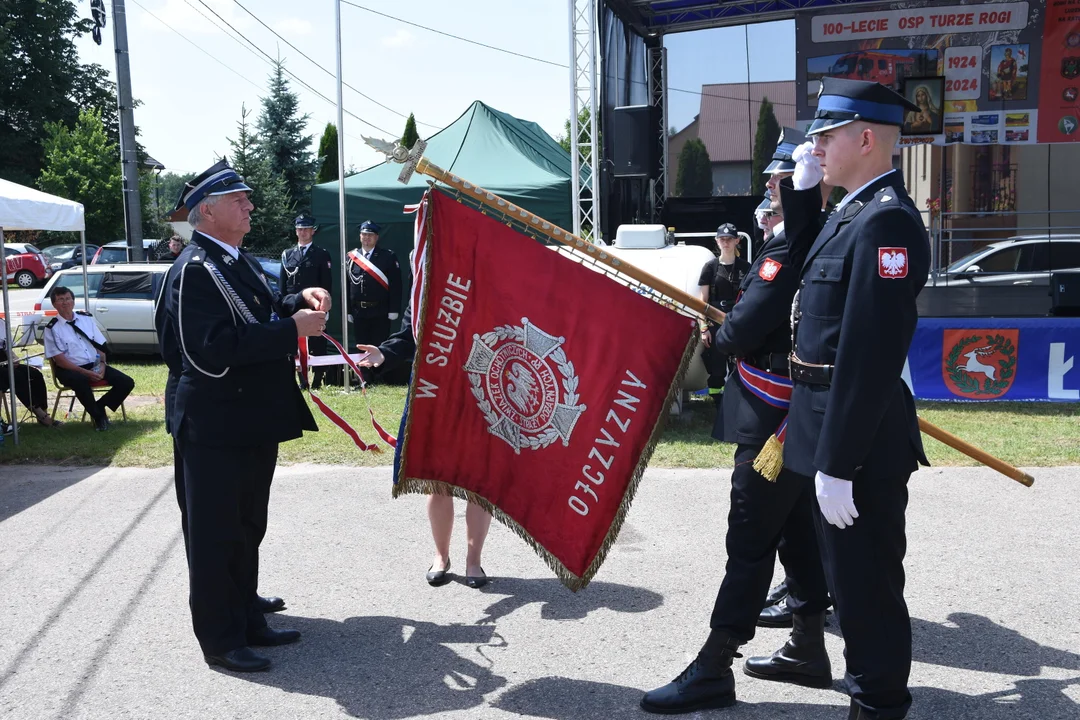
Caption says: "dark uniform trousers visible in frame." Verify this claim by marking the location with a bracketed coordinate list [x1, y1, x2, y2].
[709, 446, 830, 639]
[779, 172, 929, 719]
[51, 364, 134, 419]
[707, 212, 831, 640]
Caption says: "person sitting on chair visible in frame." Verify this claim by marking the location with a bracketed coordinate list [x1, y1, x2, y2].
[42, 285, 134, 431]
[0, 317, 62, 428]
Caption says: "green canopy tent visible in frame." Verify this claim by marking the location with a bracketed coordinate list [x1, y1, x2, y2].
[309, 100, 579, 350]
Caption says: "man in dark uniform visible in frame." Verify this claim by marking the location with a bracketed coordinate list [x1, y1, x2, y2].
[280, 212, 334, 388]
[641, 129, 833, 714]
[347, 220, 401, 362]
[782, 78, 930, 720]
[159, 160, 330, 673]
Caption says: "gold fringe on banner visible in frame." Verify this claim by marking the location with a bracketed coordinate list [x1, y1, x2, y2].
[390, 187, 701, 591]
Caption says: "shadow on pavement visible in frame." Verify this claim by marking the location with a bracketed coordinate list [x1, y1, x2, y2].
[913, 613, 1080, 676]
[474, 576, 664, 623]
[245, 614, 508, 719]
[0, 466, 101, 524]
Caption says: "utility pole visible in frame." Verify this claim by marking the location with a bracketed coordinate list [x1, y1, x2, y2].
[112, 0, 145, 261]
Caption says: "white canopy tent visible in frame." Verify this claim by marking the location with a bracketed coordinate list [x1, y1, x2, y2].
[1, 178, 87, 445]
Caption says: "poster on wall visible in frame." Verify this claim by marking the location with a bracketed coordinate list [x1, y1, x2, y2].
[795, 0, 1080, 145]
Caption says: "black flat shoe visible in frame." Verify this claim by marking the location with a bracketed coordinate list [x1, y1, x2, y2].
[255, 595, 286, 613]
[465, 568, 488, 589]
[426, 560, 451, 586]
[205, 646, 271, 672]
[247, 627, 301, 647]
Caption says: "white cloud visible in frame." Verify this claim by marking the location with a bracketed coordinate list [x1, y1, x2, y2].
[381, 29, 414, 48]
[272, 17, 313, 37]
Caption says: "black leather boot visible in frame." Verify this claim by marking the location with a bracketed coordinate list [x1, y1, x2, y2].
[847, 699, 905, 719]
[640, 631, 742, 714]
[743, 611, 832, 688]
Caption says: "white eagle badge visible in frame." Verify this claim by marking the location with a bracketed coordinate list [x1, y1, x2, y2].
[878, 247, 908, 279]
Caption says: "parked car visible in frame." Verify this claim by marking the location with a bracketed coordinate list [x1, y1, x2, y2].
[931, 235, 1080, 286]
[253, 255, 282, 294]
[91, 239, 160, 265]
[35, 263, 174, 354]
[3, 242, 53, 288]
[45, 243, 101, 272]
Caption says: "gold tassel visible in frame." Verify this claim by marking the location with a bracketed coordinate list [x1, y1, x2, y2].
[753, 434, 784, 482]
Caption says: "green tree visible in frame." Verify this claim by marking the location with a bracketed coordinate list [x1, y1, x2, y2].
[155, 171, 190, 213]
[315, 122, 339, 185]
[557, 107, 594, 160]
[401, 113, 419, 150]
[0, 0, 119, 186]
[37, 108, 124, 241]
[140, 171, 173, 241]
[675, 139, 713, 197]
[231, 104, 294, 253]
[255, 59, 317, 210]
[751, 97, 781, 197]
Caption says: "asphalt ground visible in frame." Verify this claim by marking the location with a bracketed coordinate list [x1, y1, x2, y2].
[0, 465, 1077, 719]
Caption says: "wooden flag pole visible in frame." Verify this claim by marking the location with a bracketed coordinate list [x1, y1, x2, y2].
[369, 138, 1034, 488]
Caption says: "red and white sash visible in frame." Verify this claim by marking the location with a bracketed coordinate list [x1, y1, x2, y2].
[347, 250, 390, 290]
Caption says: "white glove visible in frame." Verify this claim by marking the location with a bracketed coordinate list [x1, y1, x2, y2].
[815, 471, 858, 529]
[388, 313, 400, 321]
[792, 141, 824, 191]
[347, 314, 354, 323]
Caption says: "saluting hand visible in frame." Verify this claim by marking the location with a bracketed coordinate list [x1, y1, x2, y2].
[302, 287, 332, 312]
[792, 141, 824, 191]
[293, 309, 327, 337]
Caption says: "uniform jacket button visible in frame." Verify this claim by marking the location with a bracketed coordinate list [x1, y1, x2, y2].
[819, 268, 827, 277]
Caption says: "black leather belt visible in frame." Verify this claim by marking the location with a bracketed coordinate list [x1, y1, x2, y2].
[357, 301, 380, 308]
[789, 355, 833, 386]
[743, 352, 790, 376]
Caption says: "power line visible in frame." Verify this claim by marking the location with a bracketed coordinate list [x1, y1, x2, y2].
[340, 0, 567, 69]
[126, 0, 372, 149]
[230, 0, 440, 130]
[191, 0, 395, 135]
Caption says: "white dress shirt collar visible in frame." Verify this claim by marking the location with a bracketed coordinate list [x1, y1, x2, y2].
[200, 231, 240, 260]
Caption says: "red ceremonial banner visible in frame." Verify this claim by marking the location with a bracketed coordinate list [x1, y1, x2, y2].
[397, 190, 696, 590]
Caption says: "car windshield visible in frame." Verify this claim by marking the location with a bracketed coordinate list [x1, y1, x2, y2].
[946, 248, 994, 272]
[43, 246, 73, 260]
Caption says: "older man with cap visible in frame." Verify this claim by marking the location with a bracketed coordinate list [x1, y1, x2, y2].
[281, 212, 333, 388]
[346, 220, 401, 381]
[641, 128, 833, 714]
[781, 77, 930, 719]
[158, 160, 330, 673]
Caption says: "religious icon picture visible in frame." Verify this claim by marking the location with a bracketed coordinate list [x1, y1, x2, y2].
[901, 77, 944, 135]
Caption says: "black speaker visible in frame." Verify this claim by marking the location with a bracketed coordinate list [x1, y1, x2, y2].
[612, 104, 660, 178]
[1050, 270, 1080, 316]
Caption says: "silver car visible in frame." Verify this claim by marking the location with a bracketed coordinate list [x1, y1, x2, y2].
[933, 235, 1080, 286]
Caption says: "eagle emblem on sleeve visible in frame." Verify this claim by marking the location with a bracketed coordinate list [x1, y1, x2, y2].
[878, 247, 908, 278]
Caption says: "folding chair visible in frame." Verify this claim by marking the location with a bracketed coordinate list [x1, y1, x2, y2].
[49, 358, 127, 423]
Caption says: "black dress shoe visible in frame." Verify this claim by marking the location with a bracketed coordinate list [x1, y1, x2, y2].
[205, 647, 271, 672]
[757, 598, 794, 628]
[247, 627, 301, 646]
[255, 595, 286, 613]
[465, 567, 488, 589]
[764, 580, 789, 608]
[93, 415, 110, 432]
[426, 560, 451, 586]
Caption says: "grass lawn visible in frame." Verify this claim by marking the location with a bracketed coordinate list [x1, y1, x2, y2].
[2, 358, 1077, 469]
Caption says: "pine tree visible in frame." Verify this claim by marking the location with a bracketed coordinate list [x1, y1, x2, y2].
[0, 0, 118, 186]
[751, 97, 781, 197]
[315, 122, 339, 184]
[401, 113, 419, 149]
[37, 108, 124, 241]
[230, 104, 294, 253]
[254, 59, 317, 210]
[675, 139, 713, 197]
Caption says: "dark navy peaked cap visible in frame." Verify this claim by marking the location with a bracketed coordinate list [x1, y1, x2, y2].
[764, 127, 806, 174]
[173, 160, 252, 214]
[359, 220, 380, 234]
[808, 77, 920, 136]
[295, 212, 317, 228]
[756, 197, 772, 213]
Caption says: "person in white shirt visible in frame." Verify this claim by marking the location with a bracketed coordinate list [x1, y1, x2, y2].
[42, 285, 134, 431]
[0, 318, 61, 428]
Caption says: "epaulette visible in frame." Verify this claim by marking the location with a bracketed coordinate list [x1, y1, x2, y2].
[874, 187, 901, 206]
[75, 310, 93, 317]
[45, 317, 58, 328]
[187, 248, 207, 265]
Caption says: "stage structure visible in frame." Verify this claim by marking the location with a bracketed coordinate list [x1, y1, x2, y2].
[571, 0, 903, 241]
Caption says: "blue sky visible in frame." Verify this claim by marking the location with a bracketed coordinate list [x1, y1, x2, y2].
[73, 1, 794, 177]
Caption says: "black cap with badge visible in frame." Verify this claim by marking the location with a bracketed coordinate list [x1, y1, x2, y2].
[808, 77, 920, 136]
[764, 127, 807, 174]
[170, 159, 252, 221]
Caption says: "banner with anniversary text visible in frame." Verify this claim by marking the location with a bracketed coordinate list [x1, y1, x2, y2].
[397, 190, 697, 590]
